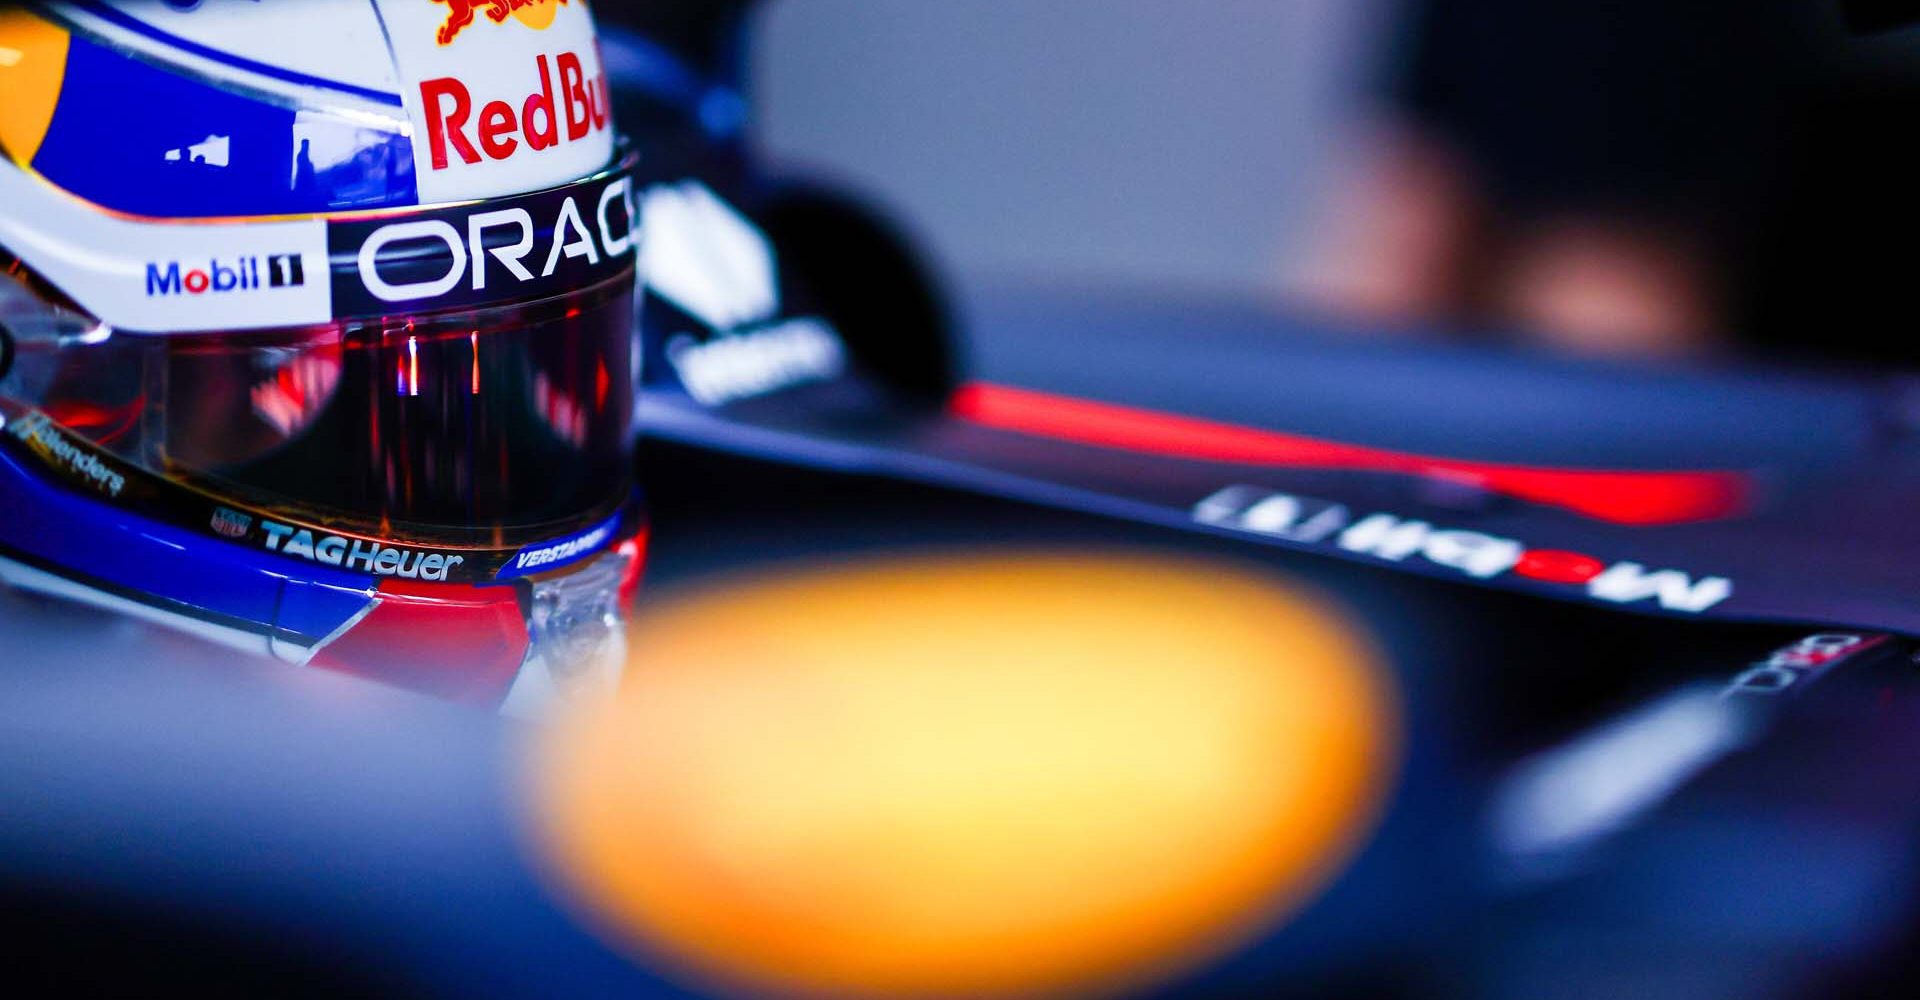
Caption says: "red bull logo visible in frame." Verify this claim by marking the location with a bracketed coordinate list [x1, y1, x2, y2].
[431, 0, 569, 46]
[418, 51, 608, 170]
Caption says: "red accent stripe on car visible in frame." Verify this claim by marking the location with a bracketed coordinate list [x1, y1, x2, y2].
[949, 382, 1747, 526]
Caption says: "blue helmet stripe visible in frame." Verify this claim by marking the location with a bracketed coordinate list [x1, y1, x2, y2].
[0, 443, 375, 646]
[32, 34, 418, 217]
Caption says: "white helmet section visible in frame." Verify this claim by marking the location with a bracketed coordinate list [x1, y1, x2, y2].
[50, 0, 405, 117]
[376, 0, 614, 203]
[0, 159, 331, 334]
[47, 0, 614, 204]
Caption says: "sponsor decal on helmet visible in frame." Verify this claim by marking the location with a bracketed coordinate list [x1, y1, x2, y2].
[0, 156, 335, 334]
[210, 506, 253, 539]
[259, 520, 466, 582]
[329, 166, 636, 313]
[380, 0, 609, 202]
[497, 512, 619, 579]
[1194, 485, 1733, 614]
[7, 410, 126, 498]
[418, 50, 608, 171]
[144, 254, 305, 297]
[432, 0, 569, 46]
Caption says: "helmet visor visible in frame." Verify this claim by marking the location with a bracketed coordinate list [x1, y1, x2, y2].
[5, 267, 635, 550]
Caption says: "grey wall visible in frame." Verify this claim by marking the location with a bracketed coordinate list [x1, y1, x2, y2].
[753, 0, 1389, 301]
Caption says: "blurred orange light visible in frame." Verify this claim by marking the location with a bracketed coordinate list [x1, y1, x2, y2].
[531, 552, 1400, 998]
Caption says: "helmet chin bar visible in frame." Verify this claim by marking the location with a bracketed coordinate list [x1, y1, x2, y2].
[304, 543, 642, 712]
[0, 530, 642, 713]
[500, 545, 640, 717]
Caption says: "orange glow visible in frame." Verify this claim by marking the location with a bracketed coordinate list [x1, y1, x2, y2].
[0, 10, 70, 165]
[532, 553, 1399, 998]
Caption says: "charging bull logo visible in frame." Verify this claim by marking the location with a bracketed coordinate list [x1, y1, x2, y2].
[432, 0, 569, 46]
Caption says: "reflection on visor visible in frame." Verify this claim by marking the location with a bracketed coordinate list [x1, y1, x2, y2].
[12, 272, 635, 547]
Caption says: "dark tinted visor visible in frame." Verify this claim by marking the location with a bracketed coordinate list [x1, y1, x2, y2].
[9, 270, 635, 547]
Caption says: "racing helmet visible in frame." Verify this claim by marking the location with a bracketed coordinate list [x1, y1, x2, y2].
[0, 0, 645, 709]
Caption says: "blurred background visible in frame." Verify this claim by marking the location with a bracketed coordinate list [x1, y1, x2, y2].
[756, 1, 1384, 303]
[753, 0, 1920, 365]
